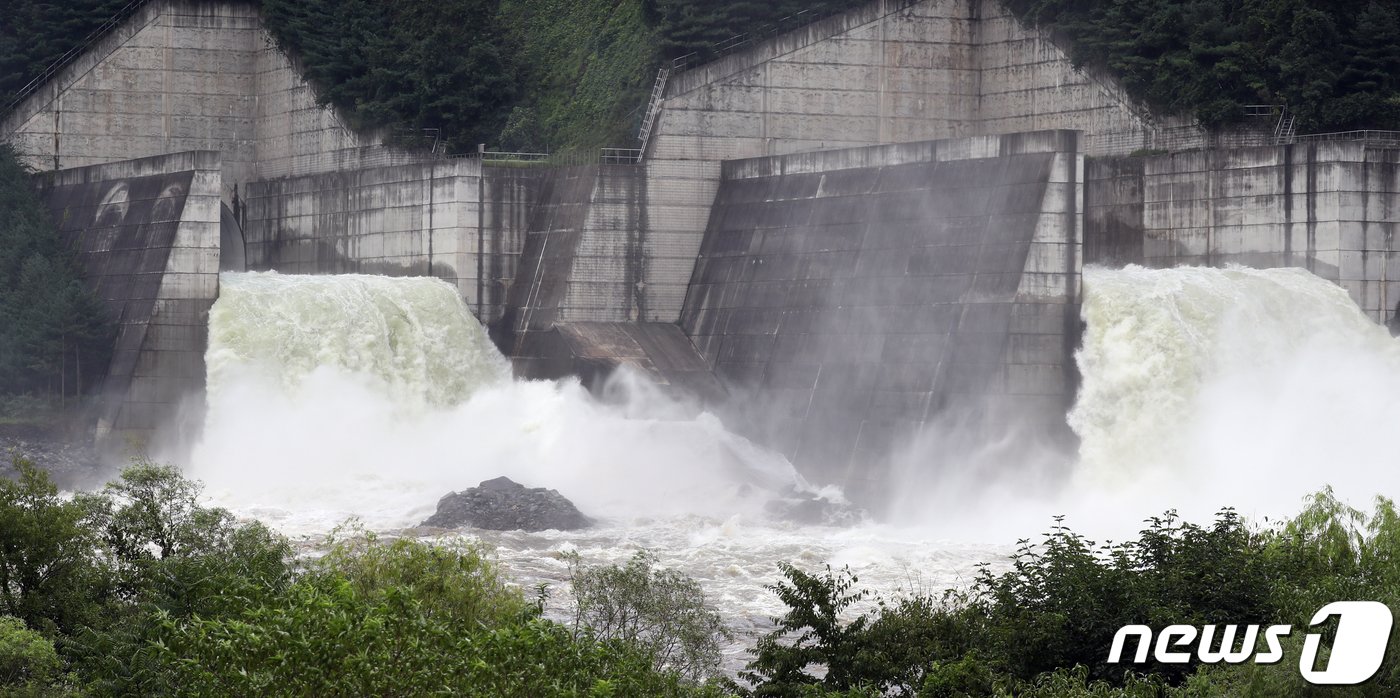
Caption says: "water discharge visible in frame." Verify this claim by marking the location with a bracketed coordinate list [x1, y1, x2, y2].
[194, 271, 823, 532]
[1068, 264, 1400, 527]
[186, 266, 1400, 661]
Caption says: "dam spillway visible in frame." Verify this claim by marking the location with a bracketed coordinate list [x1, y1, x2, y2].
[678, 134, 1081, 490]
[8, 0, 1400, 497]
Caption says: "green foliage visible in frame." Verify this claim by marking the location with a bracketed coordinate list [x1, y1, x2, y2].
[149, 534, 713, 697]
[0, 455, 108, 635]
[568, 550, 731, 682]
[643, 0, 867, 63]
[0, 615, 63, 691]
[741, 495, 1400, 697]
[737, 563, 878, 696]
[974, 509, 1278, 684]
[259, 0, 517, 152]
[1000, 0, 1400, 131]
[0, 458, 295, 696]
[13, 446, 1400, 697]
[314, 525, 528, 629]
[497, 0, 655, 151]
[0, 145, 111, 398]
[0, 0, 128, 110]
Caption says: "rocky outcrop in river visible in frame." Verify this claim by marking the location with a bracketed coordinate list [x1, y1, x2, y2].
[422, 476, 592, 532]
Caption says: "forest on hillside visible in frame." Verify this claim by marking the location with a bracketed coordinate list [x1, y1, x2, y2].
[0, 0, 866, 153]
[1002, 0, 1400, 131]
[2, 0, 1399, 149]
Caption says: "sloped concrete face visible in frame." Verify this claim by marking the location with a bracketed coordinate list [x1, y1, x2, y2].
[500, 164, 650, 350]
[1086, 143, 1400, 324]
[640, 0, 1207, 326]
[35, 151, 222, 444]
[1, 0, 385, 198]
[680, 132, 1081, 490]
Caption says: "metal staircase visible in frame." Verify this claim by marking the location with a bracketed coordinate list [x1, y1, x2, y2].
[635, 67, 670, 162]
[1275, 110, 1297, 145]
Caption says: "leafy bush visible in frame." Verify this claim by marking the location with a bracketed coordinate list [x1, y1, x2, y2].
[0, 455, 109, 635]
[739, 495, 1400, 697]
[315, 525, 528, 629]
[569, 550, 731, 682]
[0, 615, 63, 691]
[150, 535, 716, 697]
[736, 563, 880, 696]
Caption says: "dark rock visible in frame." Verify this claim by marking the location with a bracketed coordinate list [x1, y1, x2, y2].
[422, 476, 592, 532]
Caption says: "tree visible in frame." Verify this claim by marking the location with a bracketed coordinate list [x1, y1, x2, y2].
[568, 550, 731, 683]
[0, 455, 109, 635]
[0, 145, 111, 399]
[737, 563, 875, 696]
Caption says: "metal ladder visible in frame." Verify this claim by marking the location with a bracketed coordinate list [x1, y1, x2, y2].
[636, 67, 670, 162]
[1275, 110, 1297, 145]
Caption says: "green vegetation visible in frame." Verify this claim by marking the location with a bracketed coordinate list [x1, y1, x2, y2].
[731, 491, 1400, 696]
[7, 449, 1400, 696]
[0, 453, 729, 696]
[0, 0, 128, 111]
[0, 145, 110, 402]
[1002, 0, 1400, 131]
[568, 549, 731, 682]
[644, 0, 865, 63]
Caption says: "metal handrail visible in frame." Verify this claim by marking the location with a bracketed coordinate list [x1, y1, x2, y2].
[601, 148, 642, 164]
[3, 0, 154, 116]
[1292, 130, 1400, 145]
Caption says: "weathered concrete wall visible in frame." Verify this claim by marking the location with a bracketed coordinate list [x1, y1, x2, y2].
[241, 161, 544, 325]
[1086, 143, 1400, 323]
[4, 3, 259, 192]
[501, 164, 649, 341]
[478, 168, 545, 322]
[242, 159, 479, 301]
[642, 0, 1197, 326]
[0, 0, 399, 197]
[681, 131, 1081, 489]
[35, 151, 221, 442]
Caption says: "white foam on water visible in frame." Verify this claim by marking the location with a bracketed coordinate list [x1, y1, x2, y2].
[1068, 264, 1400, 531]
[193, 272, 820, 534]
[186, 265, 1400, 669]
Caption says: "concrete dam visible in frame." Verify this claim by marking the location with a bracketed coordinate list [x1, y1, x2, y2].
[6, 0, 1400, 498]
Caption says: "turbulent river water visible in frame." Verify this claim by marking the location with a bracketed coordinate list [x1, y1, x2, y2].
[180, 267, 1400, 667]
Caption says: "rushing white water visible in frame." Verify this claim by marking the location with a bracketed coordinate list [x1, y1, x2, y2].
[186, 265, 1400, 665]
[1068, 264, 1400, 527]
[189, 272, 992, 662]
[194, 272, 831, 531]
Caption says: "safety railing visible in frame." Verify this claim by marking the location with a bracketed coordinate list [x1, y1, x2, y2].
[3, 0, 154, 115]
[1291, 130, 1400, 146]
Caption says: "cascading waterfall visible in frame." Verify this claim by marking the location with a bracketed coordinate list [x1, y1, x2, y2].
[1067, 264, 1400, 527]
[192, 271, 825, 534]
[205, 272, 512, 411]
